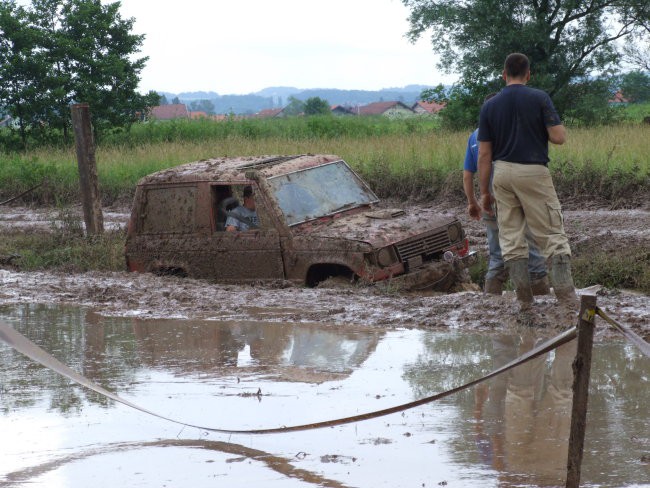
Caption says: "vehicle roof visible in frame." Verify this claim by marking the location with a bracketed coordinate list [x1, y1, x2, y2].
[137, 154, 343, 185]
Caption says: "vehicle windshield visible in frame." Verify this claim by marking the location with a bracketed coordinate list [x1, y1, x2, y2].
[267, 160, 379, 226]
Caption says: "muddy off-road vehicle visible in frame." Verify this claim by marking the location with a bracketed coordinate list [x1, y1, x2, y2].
[125, 154, 476, 290]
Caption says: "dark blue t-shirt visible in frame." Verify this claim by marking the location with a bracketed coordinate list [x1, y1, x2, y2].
[477, 84, 561, 164]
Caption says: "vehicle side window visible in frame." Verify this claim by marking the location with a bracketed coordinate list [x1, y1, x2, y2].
[142, 186, 197, 234]
[213, 184, 272, 232]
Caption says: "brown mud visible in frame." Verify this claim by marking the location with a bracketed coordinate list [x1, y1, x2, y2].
[0, 203, 648, 341]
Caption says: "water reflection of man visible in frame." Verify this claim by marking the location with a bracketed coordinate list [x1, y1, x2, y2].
[474, 331, 576, 486]
[226, 186, 259, 232]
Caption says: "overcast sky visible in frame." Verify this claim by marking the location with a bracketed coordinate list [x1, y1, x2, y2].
[114, 0, 458, 95]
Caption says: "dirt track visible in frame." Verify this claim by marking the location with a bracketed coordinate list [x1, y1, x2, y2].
[0, 204, 648, 341]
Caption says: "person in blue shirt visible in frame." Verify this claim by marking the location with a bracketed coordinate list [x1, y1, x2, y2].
[463, 122, 549, 295]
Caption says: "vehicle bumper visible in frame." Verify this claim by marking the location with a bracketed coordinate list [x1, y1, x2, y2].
[382, 251, 478, 291]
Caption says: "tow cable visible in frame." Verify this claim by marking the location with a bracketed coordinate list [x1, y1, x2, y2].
[0, 320, 577, 435]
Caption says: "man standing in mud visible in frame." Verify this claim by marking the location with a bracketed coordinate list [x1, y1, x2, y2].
[463, 93, 549, 296]
[477, 53, 577, 311]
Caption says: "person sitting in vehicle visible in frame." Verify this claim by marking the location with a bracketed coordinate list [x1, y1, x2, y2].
[225, 185, 259, 231]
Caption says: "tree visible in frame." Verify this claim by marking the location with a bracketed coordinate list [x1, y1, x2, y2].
[403, 0, 650, 126]
[0, 1, 50, 148]
[303, 97, 330, 116]
[159, 94, 169, 105]
[172, 96, 181, 105]
[620, 70, 650, 102]
[283, 96, 305, 116]
[622, 36, 650, 72]
[189, 99, 215, 115]
[0, 0, 157, 147]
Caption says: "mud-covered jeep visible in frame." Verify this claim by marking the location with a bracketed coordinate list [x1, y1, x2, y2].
[125, 154, 476, 291]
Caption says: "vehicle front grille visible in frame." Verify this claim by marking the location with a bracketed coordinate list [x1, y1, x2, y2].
[395, 231, 451, 262]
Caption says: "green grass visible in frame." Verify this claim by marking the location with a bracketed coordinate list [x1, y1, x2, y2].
[1, 119, 648, 206]
[0, 206, 125, 272]
[616, 101, 650, 123]
[572, 245, 650, 292]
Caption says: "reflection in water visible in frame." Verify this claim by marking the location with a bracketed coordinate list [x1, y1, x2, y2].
[3, 439, 349, 488]
[0, 304, 647, 488]
[131, 319, 382, 383]
[402, 327, 649, 488]
[473, 333, 576, 486]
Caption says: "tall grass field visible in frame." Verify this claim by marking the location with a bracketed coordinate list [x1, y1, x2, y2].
[1, 116, 648, 206]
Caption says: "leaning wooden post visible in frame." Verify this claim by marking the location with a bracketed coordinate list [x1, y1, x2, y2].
[566, 293, 597, 488]
[71, 103, 104, 235]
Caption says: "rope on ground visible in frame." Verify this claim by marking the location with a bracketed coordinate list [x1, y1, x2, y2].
[0, 319, 577, 435]
[595, 307, 650, 358]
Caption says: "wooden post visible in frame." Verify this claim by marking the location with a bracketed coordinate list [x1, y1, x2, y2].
[566, 293, 597, 488]
[71, 103, 104, 235]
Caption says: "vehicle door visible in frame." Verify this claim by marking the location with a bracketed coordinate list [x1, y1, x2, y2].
[207, 183, 284, 281]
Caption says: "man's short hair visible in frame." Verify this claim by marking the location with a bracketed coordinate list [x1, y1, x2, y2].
[504, 53, 530, 78]
[243, 185, 254, 199]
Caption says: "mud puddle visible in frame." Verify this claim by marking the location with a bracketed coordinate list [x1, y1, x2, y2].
[0, 205, 128, 232]
[0, 304, 647, 487]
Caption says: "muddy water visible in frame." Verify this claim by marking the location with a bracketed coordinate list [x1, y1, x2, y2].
[0, 304, 647, 488]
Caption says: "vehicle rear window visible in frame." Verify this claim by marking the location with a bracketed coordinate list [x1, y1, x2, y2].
[142, 186, 197, 234]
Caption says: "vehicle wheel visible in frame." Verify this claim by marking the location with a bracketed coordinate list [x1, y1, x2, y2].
[316, 275, 355, 289]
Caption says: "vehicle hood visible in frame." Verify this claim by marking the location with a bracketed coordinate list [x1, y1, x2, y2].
[292, 206, 459, 247]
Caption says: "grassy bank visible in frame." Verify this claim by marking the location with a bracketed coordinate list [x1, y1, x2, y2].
[1, 119, 648, 206]
[468, 247, 650, 295]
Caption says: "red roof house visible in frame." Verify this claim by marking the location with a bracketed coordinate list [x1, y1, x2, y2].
[356, 101, 415, 117]
[150, 104, 190, 120]
[412, 100, 446, 114]
[255, 108, 285, 118]
[608, 91, 630, 106]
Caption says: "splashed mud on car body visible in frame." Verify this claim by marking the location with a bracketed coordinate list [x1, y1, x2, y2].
[125, 154, 476, 290]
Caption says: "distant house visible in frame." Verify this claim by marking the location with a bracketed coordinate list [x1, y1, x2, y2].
[255, 107, 285, 118]
[608, 91, 629, 107]
[356, 101, 415, 117]
[412, 100, 446, 115]
[189, 111, 208, 119]
[150, 104, 190, 120]
[331, 105, 353, 116]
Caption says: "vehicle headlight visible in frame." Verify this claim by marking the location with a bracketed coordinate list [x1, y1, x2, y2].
[447, 223, 461, 242]
[377, 247, 397, 267]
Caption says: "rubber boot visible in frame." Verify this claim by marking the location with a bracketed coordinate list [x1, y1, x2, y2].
[505, 258, 534, 309]
[548, 254, 578, 306]
[484, 278, 504, 295]
[530, 275, 551, 296]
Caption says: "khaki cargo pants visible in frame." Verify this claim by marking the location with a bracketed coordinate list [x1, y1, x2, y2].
[492, 161, 571, 262]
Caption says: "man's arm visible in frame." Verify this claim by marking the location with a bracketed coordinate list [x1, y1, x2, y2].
[547, 124, 566, 145]
[463, 170, 481, 220]
[478, 141, 494, 215]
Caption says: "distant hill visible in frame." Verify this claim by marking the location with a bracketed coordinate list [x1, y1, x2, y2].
[158, 85, 439, 115]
